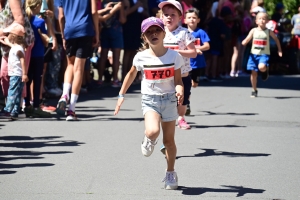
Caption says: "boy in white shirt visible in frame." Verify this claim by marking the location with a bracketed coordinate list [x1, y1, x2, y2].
[159, 0, 197, 130]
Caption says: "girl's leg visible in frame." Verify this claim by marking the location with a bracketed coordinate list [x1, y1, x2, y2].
[141, 110, 161, 157]
[97, 48, 109, 83]
[161, 120, 176, 172]
[40, 63, 48, 101]
[32, 57, 44, 108]
[144, 111, 161, 140]
[230, 42, 238, 76]
[1, 56, 9, 101]
[111, 48, 121, 82]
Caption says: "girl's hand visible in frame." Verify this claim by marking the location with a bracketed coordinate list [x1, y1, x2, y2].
[196, 49, 202, 55]
[278, 51, 282, 57]
[45, 10, 54, 18]
[176, 92, 183, 105]
[0, 36, 12, 47]
[22, 75, 28, 82]
[114, 97, 124, 115]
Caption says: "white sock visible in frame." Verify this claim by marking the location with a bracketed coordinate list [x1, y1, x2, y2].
[62, 83, 71, 100]
[68, 94, 78, 112]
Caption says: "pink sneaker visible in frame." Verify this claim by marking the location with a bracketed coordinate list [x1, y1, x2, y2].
[177, 118, 191, 130]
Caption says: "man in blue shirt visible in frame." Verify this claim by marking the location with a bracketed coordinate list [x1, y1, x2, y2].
[56, 0, 99, 121]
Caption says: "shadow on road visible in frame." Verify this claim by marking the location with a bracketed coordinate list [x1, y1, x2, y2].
[0, 135, 83, 175]
[177, 185, 265, 197]
[190, 125, 246, 129]
[199, 111, 258, 116]
[176, 148, 270, 160]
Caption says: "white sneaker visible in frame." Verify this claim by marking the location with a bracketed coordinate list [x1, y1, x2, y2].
[162, 171, 178, 190]
[141, 136, 157, 157]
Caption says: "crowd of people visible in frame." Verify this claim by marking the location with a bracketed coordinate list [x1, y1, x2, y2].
[0, 0, 296, 190]
[0, 0, 295, 121]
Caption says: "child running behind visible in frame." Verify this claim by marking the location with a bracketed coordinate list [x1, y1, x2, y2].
[0, 23, 28, 120]
[159, 0, 197, 130]
[242, 12, 282, 97]
[114, 17, 184, 190]
[184, 7, 210, 115]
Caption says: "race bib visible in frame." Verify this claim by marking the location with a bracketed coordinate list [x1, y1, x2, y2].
[194, 38, 201, 48]
[253, 39, 267, 50]
[164, 43, 179, 50]
[143, 64, 175, 83]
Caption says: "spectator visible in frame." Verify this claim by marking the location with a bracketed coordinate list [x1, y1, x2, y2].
[122, 0, 148, 82]
[0, 0, 34, 107]
[23, 0, 51, 118]
[206, 6, 230, 81]
[272, 3, 285, 23]
[55, 0, 99, 121]
[97, 0, 126, 88]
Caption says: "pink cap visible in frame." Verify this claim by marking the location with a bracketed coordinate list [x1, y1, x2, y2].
[3, 22, 25, 37]
[158, 0, 183, 15]
[141, 17, 165, 33]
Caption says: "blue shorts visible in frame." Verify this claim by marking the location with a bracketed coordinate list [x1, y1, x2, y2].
[141, 93, 178, 122]
[247, 54, 270, 71]
[100, 28, 124, 49]
[182, 76, 192, 105]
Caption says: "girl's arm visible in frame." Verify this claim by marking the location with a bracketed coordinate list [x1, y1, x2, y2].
[9, 0, 24, 25]
[177, 42, 197, 58]
[174, 68, 184, 105]
[91, 0, 99, 47]
[58, 7, 66, 48]
[119, 1, 127, 24]
[242, 28, 254, 46]
[269, 30, 282, 57]
[17, 50, 28, 82]
[114, 66, 138, 115]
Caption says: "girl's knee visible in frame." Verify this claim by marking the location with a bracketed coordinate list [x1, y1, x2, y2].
[145, 128, 160, 138]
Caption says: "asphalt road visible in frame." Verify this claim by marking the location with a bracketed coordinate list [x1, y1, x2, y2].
[0, 75, 299, 200]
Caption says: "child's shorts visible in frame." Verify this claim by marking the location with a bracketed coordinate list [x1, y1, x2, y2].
[182, 76, 192, 105]
[247, 53, 270, 71]
[141, 93, 178, 122]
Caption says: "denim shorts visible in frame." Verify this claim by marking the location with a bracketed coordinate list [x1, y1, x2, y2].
[141, 93, 178, 122]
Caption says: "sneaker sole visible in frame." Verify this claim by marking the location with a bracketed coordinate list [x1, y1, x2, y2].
[165, 184, 178, 190]
[56, 101, 67, 116]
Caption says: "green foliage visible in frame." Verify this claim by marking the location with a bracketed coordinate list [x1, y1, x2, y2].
[264, 0, 300, 18]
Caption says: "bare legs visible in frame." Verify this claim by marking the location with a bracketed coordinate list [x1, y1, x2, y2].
[144, 111, 176, 172]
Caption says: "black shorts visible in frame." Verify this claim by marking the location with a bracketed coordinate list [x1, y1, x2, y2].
[65, 36, 93, 59]
[182, 75, 192, 106]
[189, 68, 201, 83]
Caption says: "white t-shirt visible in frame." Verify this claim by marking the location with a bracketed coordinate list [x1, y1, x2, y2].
[8, 45, 25, 76]
[133, 49, 184, 95]
[163, 26, 195, 74]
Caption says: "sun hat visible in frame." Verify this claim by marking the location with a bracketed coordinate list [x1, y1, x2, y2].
[141, 17, 165, 33]
[3, 22, 25, 37]
[158, 0, 183, 15]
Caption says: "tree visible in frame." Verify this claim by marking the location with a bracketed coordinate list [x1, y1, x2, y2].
[264, 0, 300, 18]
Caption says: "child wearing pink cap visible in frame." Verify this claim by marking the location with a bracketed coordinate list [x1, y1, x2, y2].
[114, 17, 184, 190]
[0, 23, 28, 120]
[159, 0, 197, 130]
